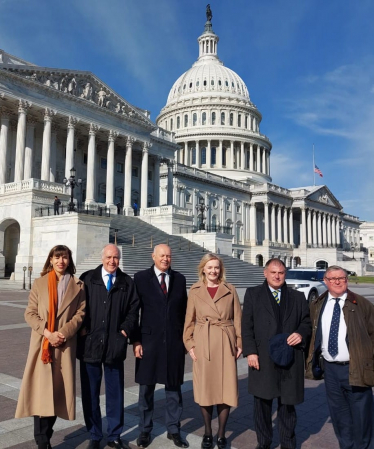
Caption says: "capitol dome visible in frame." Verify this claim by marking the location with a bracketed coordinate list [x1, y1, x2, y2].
[157, 15, 272, 184]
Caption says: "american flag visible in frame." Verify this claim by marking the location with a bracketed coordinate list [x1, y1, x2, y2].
[314, 164, 323, 177]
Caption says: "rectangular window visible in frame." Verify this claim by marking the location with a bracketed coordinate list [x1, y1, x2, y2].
[132, 166, 139, 177]
[100, 157, 107, 170]
[226, 202, 231, 211]
[211, 147, 216, 165]
[186, 193, 192, 203]
[116, 162, 123, 173]
[236, 205, 241, 213]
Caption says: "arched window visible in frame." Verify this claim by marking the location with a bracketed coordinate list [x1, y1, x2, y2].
[211, 147, 216, 165]
[193, 113, 197, 126]
[204, 80, 207, 86]
[202, 112, 206, 125]
[238, 114, 241, 127]
[196, 80, 200, 87]
[211, 79, 214, 86]
[218, 79, 222, 86]
[192, 148, 196, 165]
[212, 214, 217, 229]
[184, 114, 188, 127]
[170, 118, 173, 131]
[201, 147, 206, 164]
[245, 115, 248, 128]
[177, 116, 180, 129]
[222, 147, 227, 166]
[212, 111, 216, 125]
[221, 112, 225, 125]
[230, 113, 234, 126]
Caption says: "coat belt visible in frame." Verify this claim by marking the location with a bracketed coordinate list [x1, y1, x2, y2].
[196, 318, 236, 361]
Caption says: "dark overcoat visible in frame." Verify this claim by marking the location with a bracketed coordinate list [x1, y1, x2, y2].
[78, 265, 139, 364]
[242, 281, 311, 405]
[134, 266, 187, 387]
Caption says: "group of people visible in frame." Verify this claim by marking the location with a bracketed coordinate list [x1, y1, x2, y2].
[15, 243, 374, 449]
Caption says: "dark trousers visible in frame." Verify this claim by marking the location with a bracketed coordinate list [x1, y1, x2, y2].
[324, 361, 373, 449]
[34, 415, 57, 446]
[54, 206, 59, 215]
[80, 360, 125, 442]
[138, 384, 183, 434]
[254, 396, 296, 449]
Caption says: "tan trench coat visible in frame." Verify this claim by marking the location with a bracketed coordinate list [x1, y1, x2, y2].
[183, 281, 242, 406]
[15, 275, 85, 420]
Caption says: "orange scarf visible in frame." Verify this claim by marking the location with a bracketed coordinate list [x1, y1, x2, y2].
[41, 270, 58, 364]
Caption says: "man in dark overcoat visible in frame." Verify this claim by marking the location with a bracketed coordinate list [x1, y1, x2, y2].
[242, 258, 311, 449]
[78, 244, 139, 449]
[133, 244, 188, 448]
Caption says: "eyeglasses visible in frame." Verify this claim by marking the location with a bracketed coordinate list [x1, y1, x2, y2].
[325, 276, 347, 283]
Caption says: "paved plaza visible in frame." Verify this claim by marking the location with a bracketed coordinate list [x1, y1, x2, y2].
[0, 281, 373, 449]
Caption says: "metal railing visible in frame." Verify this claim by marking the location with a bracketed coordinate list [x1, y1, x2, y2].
[35, 202, 111, 217]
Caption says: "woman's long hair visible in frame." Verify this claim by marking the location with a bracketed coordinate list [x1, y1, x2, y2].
[40, 245, 76, 277]
[197, 253, 226, 283]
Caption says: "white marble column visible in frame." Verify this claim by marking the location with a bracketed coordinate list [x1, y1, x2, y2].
[264, 202, 269, 242]
[271, 203, 276, 242]
[301, 207, 307, 245]
[262, 147, 266, 174]
[230, 141, 235, 169]
[14, 100, 29, 182]
[322, 213, 327, 246]
[317, 212, 322, 246]
[218, 140, 222, 169]
[0, 112, 10, 184]
[24, 119, 35, 180]
[41, 108, 55, 181]
[331, 216, 336, 246]
[249, 143, 254, 171]
[124, 137, 135, 213]
[289, 208, 294, 246]
[167, 162, 174, 206]
[266, 150, 270, 175]
[85, 124, 99, 204]
[307, 209, 312, 245]
[327, 214, 332, 247]
[283, 207, 289, 244]
[196, 140, 200, 168]
[240, 142, 245, 170]
[65, 116, 77, 179]
[277, 206, 282, 243]
[141, 142, 151, 212]
[49, 125, 57, 182]
[256, 145, 261, 172]
[206, 140, 211, 168]
[106, 130, 117, 207]
[184, 141, 189, 165]
[312, 210, 317, 246]
[221, 195, 226, 227]
[249, 202, 257, 244]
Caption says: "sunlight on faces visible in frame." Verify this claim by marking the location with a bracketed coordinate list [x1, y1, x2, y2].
[102, 245, 120, 274]
[203, 259, 220, 285]
[50, 251, 69, 277]
[324, 269, 348, 298]
[152, 244, 171, 272]
[264, 261, 286, 290]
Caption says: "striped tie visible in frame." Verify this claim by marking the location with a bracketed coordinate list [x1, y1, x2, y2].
[160, 272, 167, 296]
[272, 289, 280, 305]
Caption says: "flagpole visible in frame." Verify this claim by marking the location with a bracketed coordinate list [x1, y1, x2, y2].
[313, 144, 315, 186]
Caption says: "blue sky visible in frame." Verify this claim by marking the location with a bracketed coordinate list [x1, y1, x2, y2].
[1, 0, 373, 220]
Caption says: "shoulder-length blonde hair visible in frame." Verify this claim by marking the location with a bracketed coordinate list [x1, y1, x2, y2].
[198, 253, 226, 283]
[40, 245, 76, 277]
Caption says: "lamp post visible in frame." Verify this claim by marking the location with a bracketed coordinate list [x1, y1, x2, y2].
[22, 266, 27, 290]
[351, 243, 358, 260]
[63, 167, 82, 212]
[28, 266, 33, 289]
[195, 197, 209, 231]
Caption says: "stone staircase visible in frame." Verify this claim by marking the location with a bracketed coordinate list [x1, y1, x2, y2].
[76, 215, 264, 288]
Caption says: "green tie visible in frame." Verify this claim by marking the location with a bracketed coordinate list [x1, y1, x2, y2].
[272, 289, 280, 304]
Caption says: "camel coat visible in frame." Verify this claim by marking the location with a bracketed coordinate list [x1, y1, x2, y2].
[183, 281, 242, 406]
[15, 275, 85, 420]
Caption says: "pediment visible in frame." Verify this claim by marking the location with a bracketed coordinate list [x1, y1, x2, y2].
[0, 49, 36, 66]
[0, 64, 153, 127]
[306, 186, 342, 209]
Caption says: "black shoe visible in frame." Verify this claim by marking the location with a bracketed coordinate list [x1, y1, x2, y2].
[86, 441, 100, 449]
[217, 436, 227, 449]
[137, 432, 151, 448]
[167, 432, 189, 448]
[201, 434, 213, 449]
[107, 439, 130, 449]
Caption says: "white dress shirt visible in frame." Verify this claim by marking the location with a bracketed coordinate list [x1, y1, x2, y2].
[154, 266, 170, 291]
[101, 267, 117, 288]
[321, 292, 350, 362]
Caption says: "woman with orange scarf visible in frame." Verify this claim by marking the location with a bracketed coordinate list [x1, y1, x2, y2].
[15, 245, 85, 449]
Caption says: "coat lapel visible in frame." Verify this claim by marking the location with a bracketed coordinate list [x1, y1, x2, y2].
[56, 277, 82, 318]
[262, 281, 276, 320]
[213, 282, 231, 303]
[191, 281, 220, 315]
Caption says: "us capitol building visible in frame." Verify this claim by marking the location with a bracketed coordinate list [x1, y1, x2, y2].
[0, 11, 364, 280]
